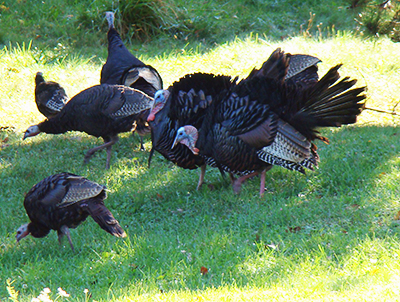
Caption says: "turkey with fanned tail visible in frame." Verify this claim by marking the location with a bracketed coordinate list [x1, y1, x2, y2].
[101, 11, 163, 150]
[172, 48, 366, 195]
[148, 48, 322, 191]
[23, 84, 154, 169]
[34, 72, 69, 118]
[16, 172, 126, 251]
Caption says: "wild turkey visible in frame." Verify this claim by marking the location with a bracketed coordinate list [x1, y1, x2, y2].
[23, 84, 154, 169]
[35, 72, 69, 118]
[100, 11, 163, 150]
[147, 50, 321, 190]
[15, 172, 126, 251]
[172, 48, 366, 195]
[147, 73, 234, 189]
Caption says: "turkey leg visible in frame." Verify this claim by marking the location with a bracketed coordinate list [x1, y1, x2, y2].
[139, 135, 145, 151]
[259, 166, 273, 197]
[132, 131, 146, 151]
[230, 171, 260, 194]
[196, 165, 206, 190]
[84, 136, 119, 169]
[58, 225, 75, 251]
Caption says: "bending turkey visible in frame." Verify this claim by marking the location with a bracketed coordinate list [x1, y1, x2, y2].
[101, 11, 163, 150]
[23, 84, 154, 169]
[16, 172, 126, 251]
[173, 49, 366, 195]
[148, 49, 321, 190]
[35, 72, 68, 118]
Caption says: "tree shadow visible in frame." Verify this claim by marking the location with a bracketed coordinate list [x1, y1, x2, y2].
[107, 123, 400, 296]
[3, 123, 397, 299]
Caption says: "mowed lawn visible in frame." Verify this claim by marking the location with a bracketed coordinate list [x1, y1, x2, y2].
[1, 35, 400, 301]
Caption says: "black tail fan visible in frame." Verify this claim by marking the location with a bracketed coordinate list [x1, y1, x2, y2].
[288, 65, 366, 141]
[245, 48, 290, 83]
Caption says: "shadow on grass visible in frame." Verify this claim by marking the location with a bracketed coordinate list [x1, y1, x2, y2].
[1, 122, 400, 299]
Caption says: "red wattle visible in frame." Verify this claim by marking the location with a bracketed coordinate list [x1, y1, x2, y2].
[147, 112, 155, 121]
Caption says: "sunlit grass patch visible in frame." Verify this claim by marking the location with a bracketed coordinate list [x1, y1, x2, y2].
[1, 34, 400, 301]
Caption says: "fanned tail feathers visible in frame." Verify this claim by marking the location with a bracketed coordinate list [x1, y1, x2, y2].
[290, 64, 366, 140]
[246, 48, 290, 83]
[258, 64, 364, 173]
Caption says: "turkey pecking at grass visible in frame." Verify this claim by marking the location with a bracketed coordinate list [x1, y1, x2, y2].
[23, 84, 154, 169]
[100, 11, 163, 151]
[172, 48, 366, 196]
[15, 172, 126, 251]
[34, 72, 69, 119]
[147, 49, 321, 191]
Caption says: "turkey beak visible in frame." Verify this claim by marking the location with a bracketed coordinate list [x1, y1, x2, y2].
[171, 137, 179, 149]
[23, 131, 29, 140]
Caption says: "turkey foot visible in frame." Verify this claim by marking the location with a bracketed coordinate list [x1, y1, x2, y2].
[231, 171, 260, 194]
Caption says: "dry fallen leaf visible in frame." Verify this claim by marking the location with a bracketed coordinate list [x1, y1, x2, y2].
[156, 193, 163, 199]
[200, 266, 208, 275]
[394, 210, 400, 220]
[288, 226, 301, 233]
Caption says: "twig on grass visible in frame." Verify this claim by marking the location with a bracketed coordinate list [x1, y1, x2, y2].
[365, 102, 400, 116]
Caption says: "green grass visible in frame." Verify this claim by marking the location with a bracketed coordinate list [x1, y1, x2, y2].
[2, 0, 400, 300]
[1, 0, 362, 55]
[1, 34, 400, 301]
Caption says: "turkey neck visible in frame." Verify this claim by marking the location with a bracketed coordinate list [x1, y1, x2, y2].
[35, 74, 45, 86]
[38, 113, 74, 135]
[107, 27, 144, 70]
[28, 222, 50, 238]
